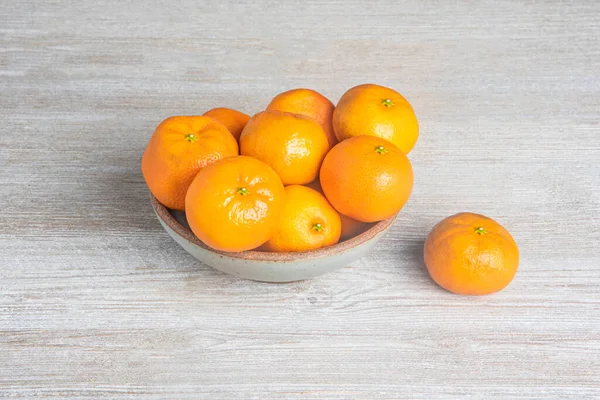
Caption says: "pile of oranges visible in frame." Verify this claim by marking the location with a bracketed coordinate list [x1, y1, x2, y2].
[142, 84, 417, 253]
[142, 83, 519, 295]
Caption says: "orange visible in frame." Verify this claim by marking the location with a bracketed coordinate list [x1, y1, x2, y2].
[263, 185, 341, 252]
[304, 179, 323, 193]
[333, 83, 419, 154]
[303, 180, 370, 241]
[203, 107, 250, 142]
[185, 156, 285, 252]
[339, 214, 372, 242]
[141, 116, 239, 210]
[266, 88, 337, 149]
[320, 136, 413, 223]
[424, 213, 519, 295]
[240, 110, 329, 185]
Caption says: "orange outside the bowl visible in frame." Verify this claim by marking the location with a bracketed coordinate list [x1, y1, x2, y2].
[424, 212, 519, 295]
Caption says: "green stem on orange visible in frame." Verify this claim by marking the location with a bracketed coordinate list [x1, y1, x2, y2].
[237, 187, 250, 196]
[375, 145, 387, 154]
[312, 223, 323, 232]
[185, 134, 197, 143]
[475, 226, 487, 235]
[381, 98, 394, 107]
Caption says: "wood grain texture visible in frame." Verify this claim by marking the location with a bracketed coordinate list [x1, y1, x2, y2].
[1, 0, 599, 398]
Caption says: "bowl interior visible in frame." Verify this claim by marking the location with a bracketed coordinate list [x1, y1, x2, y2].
[150, 193, 397, 261]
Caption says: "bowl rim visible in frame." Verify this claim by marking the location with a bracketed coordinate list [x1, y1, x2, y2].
[150, 193, 396, 262]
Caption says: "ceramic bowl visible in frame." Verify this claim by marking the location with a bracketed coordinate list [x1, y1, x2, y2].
[151, 194, 397, 282]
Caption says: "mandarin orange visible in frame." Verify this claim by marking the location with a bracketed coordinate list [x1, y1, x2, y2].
[320, 136, 413, 222]
[203, 107, 250, 142]
[424, 213, 519, 295]
[240, 110, 329, 185]
[185, 156, 285, 252]
[263, 185, 341, 252]
[333, 84, 418, 154]
[141, 116, 238, 210]
[302, 179, 370, 241]
[266, 88, 337, 149]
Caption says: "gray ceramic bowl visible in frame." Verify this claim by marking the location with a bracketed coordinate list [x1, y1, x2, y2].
[151, 194, 396, 282]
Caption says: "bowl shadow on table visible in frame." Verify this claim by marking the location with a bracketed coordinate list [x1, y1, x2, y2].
[372, 223, 431, 283]
[157, 210, 242, 280]
[405, 237, 430, 281]
[382, 231, 452, 294]
[97, 167, 157, 227]
[97, 166, 236, 280]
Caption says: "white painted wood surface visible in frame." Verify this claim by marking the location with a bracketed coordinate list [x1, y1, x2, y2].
[1, 1, 599, 398]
